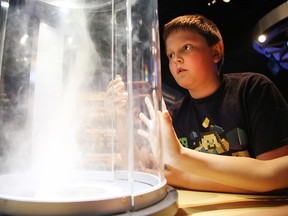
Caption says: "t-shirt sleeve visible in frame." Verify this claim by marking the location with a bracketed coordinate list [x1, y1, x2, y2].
[245, 74, 288, 156]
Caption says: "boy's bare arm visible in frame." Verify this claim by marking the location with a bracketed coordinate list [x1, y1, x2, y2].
[160, 110, 288, 193]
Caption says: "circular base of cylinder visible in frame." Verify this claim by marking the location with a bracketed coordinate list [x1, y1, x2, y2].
[0, 171, 178, 216]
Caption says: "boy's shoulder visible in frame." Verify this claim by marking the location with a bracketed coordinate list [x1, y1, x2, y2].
[223, 72, 273, 85]
[168, 94, 190, 114]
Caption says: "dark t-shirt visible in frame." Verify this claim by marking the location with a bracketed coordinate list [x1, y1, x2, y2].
[168, 72, 288, 158]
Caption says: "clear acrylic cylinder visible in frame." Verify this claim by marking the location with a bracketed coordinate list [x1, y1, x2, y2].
[0, 0, 176, 215]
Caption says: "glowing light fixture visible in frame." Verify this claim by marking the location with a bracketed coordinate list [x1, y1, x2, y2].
[257, 34, 267, 43]
[208, 0, 231, 6]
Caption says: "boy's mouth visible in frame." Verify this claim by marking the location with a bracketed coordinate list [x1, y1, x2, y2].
[177, 68, 186, 74]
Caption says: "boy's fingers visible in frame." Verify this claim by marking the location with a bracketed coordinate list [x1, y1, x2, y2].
[144, 96, 155, 119]
[139, 112, 151, 128]
[137, 128, 150, 139]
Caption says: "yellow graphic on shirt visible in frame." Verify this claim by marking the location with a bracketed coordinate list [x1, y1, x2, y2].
[195, 131, 229, 154]
[193, 117, 250, 157]
[178, 117, 250, 156]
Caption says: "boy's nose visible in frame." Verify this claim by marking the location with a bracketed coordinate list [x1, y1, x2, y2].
[174, 54, 184, 63]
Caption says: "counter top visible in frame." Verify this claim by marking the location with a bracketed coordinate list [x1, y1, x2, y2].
[176, 189, 288, 216]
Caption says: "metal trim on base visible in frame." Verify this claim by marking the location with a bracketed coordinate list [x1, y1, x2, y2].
[0, 171, 178, 216]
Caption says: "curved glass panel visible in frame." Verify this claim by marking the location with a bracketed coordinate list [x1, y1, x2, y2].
[0, 0, 166, 215]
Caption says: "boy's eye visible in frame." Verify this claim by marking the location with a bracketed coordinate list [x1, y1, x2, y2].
[167, 53, 174, 59]
[184, 44, 192, 50]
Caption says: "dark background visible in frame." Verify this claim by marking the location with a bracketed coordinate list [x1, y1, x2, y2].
[157, 0, 288, 101]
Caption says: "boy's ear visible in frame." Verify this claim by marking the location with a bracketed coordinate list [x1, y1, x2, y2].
[213, 42, 224, 63]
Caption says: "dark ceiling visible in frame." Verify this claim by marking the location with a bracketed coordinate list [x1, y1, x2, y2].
[157, 0, 288, 100]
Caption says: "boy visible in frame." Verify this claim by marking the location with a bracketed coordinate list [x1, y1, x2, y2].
[161, 14, 288, 193]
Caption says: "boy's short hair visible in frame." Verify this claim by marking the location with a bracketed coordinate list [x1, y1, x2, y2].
[163, 14, 223, 47]
[163, 14, 224, 70]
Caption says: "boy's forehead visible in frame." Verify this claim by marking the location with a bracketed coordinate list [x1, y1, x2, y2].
[166, 28, 199, 40]
[165, 29, 203, 45]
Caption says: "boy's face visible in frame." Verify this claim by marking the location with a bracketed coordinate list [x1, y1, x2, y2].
[165, 29, 220, 95]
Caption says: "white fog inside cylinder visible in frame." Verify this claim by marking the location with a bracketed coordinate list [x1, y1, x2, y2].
[31, 22, 83, 199]
[28, 9, 120, 199]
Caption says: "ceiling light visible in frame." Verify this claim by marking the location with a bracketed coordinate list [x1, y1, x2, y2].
[257, 34, 267, 43]
[208, 0, 231, 6]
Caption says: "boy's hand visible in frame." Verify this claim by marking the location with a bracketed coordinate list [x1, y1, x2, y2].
[105, 75, 128, 119]
[137, 90, 166, 157]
